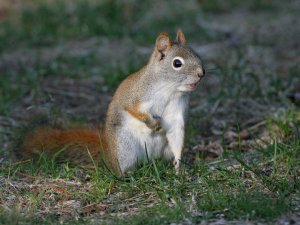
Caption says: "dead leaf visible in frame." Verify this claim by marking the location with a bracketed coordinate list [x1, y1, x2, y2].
[193, 142, 224, 160]
[80, 203, 108, 215]
[224, 129, 250, 143]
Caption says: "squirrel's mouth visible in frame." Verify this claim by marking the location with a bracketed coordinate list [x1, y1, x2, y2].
[184, 82, 199, 91]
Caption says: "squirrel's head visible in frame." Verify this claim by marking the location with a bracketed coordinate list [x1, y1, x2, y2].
[150, 29, 205, 92]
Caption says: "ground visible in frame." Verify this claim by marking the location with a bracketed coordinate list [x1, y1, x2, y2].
[0, 0, 299, 224]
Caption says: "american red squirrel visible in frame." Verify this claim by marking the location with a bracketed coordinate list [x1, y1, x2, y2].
[19, 30, 205, 175]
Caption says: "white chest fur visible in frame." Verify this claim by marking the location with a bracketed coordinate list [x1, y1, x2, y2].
[117, 88, 189, 173]
[134, 92, 189, 159]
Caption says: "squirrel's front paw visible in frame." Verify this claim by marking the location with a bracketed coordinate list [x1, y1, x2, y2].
[145, 115, 162, 132]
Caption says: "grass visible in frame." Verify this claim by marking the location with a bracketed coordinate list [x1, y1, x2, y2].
[198, 0, 282, 13]
[1, 111, 300, 224]
[0, 71, 40, 116]
[0, 0, 300, 224]
[0, 212, 85, 225]
[1, 0, 297, 115]
[0, 0, 213, 51]
[1, 112, 299, 224]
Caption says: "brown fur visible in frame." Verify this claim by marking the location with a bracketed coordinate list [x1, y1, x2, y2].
[21, 127, 108, 167]
[125, 103, 150, 122]
[175, 29, 186, 45]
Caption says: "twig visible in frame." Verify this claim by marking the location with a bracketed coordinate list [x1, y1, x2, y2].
[248, 120, 266, 131]
[12, 159, 31, 166]
[15, 172, 38, 180]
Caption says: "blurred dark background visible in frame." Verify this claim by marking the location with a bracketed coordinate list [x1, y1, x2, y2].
[0, 0, 299, 158]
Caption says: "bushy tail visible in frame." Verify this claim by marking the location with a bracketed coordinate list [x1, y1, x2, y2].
[15, 115, 107, 167]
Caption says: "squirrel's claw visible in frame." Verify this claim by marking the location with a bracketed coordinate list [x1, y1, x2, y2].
[173, 159, 180, 175]
[145, 115, 162, 132]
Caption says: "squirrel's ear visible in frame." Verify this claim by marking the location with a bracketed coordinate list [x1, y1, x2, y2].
[176, 29, 186, 45]
[155, 32, 172, 60]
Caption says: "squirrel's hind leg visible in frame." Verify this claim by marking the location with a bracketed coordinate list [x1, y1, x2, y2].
[116, 128, 146, 173]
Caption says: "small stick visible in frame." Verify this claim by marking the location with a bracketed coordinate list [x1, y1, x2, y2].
[15, 171, 38, 180]
[12, 159, 31, 166]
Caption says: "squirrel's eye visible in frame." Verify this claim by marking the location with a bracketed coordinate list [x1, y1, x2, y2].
[173, 59, 183, 68]
[172, 57, 185, 70]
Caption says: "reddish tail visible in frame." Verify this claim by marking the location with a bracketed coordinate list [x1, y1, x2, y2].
[20, 127, 108, 166]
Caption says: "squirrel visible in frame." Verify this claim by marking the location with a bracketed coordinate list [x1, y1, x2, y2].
[19, 30, 205, 175]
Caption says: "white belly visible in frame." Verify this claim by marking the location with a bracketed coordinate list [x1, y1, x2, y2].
[127, 113, 168, 158]
[117, 93, 189, 173]
[117, 112, 169, 172]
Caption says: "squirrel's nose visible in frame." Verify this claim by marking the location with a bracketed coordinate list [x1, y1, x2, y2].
[196, 67, 205, 78]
